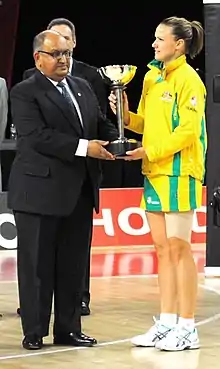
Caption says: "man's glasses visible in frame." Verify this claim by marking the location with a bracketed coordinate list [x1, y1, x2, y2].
[37, 50, 72, 59]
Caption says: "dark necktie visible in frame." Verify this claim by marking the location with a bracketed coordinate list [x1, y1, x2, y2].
[57, 81, 83, 126]
[57, 81, 75, 108]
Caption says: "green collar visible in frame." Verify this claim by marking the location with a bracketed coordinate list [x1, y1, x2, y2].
[148, 55, 186, 74]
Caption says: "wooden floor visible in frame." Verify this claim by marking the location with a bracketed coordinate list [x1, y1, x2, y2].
[0, 274, 219, 368]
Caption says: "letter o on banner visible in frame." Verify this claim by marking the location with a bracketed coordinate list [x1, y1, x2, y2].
[0, 213, 17, 249]
[118, 207, 150, 235]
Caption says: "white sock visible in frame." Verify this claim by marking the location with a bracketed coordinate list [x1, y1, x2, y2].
[160, 313, 177, 327]
[178, 317, 195, 330]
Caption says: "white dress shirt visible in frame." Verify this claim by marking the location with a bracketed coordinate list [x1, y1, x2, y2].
[47, 76, 88, 157]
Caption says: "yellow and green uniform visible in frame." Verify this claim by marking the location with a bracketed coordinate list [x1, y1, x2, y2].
[127, 55, 207, 212]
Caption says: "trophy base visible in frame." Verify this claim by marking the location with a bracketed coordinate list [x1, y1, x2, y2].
[106, 139, 141, 157]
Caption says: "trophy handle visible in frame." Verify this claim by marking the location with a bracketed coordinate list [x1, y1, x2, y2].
[112, 84, 125, 141]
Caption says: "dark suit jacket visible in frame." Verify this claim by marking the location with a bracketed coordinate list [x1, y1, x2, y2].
[8, 70, 118, 216]
[23, 58, 108, 114]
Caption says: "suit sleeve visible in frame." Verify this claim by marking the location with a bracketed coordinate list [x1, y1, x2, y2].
[81, 78, 118, 141]
[88, 69, 108, 115]
[94, 88, 118, 141]
[146, 80, 206, 162]
[97, 106, 119, 142]
[10, 84, 80, 163]
[0, 79, 8, 143]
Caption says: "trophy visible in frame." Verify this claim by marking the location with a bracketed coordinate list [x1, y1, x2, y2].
[99, 64, 141, 157]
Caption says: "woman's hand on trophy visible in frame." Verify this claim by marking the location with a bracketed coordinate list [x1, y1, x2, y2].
[108, 91, 130, 125]
[87, 140, 115, 160]
[124, 147, 147, 160]
[108, 91, 116, 114]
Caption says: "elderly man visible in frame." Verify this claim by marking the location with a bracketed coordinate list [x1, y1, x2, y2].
[21, 17, 110, 317]
[9, 30, 118, 350]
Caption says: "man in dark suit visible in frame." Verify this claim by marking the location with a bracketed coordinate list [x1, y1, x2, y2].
[20, 18, 120, 316]
[9, 30, 118, 350]
[23, 18, 107, 116]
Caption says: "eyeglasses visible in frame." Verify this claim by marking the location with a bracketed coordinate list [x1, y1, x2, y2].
[37, 50, 72, 59]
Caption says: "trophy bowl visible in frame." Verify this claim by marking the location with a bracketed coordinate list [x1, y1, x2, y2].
[99, 65, 141, 157]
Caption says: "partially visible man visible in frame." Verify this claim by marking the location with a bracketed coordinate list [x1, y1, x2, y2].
[9, 30, 118, 350]
[0, 77, 8, 191]
[21, 18, 111, 316]
[23, 18, 107, 114]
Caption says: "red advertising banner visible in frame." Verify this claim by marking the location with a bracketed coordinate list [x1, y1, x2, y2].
[92, 186, 206, 246]
[0, 188, 207, 279]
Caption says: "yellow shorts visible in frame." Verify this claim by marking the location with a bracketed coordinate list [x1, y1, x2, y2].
[141, 175, 202, 212]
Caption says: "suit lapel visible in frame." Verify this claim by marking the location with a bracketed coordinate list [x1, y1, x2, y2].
[35, 71, 83, 135]
[46, 88, 83, 135]
[66, 76, 89, 134]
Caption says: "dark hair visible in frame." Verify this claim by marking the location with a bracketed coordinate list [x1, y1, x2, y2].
[32, 30, 60, 52]
[47, 18, 76, 40]
[161, 16, 204, 59]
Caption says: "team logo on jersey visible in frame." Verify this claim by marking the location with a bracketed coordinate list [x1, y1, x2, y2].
[161, 91, 172, 102]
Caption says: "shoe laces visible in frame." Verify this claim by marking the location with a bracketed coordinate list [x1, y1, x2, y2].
[148, 316, 171, 339]
[165, 325, 194, 344]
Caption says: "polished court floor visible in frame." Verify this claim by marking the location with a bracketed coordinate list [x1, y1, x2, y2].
[0, 245, 219, 368]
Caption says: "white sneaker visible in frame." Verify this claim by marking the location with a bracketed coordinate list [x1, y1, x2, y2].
[131, 346, 200, 369]
[156, 325, 200, 351]
[131, 317, 171, 347]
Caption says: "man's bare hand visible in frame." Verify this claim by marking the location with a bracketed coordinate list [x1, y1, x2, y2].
[87, 140, 115, 160]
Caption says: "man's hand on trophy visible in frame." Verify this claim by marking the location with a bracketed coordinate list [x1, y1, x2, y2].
[108, 91, 130, 125]
[87, 140, 115, 160]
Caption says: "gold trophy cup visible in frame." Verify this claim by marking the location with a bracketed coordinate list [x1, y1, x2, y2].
[99, 64, 141, 157]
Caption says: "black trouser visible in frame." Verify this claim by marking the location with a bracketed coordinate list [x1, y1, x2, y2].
[82, 228, 93, 304]
[14, 181, 93, 337]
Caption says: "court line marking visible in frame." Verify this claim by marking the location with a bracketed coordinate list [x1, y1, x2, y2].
[0, 278, 219, 360]
[0, 272, 205, 283]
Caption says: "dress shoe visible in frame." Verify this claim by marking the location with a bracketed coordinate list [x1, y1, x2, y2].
[22, 335, 43, 350]
[53, 332, 97, 347]
[81, 301, 91, 316]
[17, 307, 20, 315]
